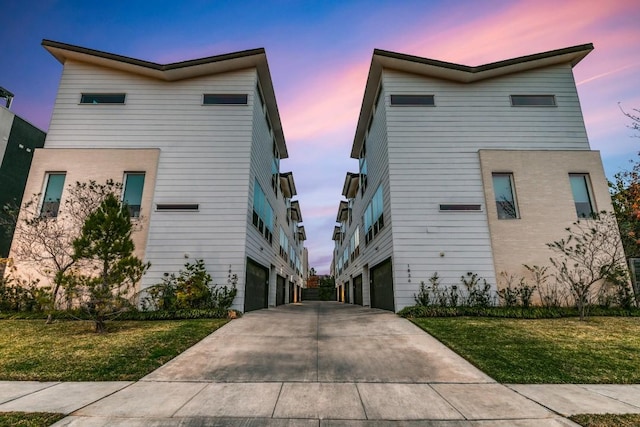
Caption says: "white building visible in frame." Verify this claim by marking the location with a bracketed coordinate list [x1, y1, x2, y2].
[333, 43, 616, 312]
[11, 40, 306, 312]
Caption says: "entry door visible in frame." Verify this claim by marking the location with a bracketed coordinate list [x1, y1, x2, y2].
[245, 258, 269, 312]
[353, 274, 363, 306]
[345, 282, 350, 304]
[276, 275, 286, 306]
[288, 282, 295, 303]
[370, 258, 394, 311]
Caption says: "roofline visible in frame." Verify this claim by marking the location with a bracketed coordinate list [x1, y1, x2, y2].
[41, 39, 266, 74]
[41, 39, 288, 158]
[351, 43, 594, 158]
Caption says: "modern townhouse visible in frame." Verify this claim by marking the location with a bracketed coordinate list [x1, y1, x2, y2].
[10, 40, 306, 312]
[333, 43, 616, 312]
[0, 88, 46, 262]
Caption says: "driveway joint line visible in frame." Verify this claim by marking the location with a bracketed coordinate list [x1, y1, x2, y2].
[428, 383, 468, 420]
[354, 383, 369, 420]
[168, 382, 208, 418]
[270, 382, 284, 418]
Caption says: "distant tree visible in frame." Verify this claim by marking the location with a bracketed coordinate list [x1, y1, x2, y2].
[318, 275, 336, 301]
[0, 180, 121, 322]
[71, 193, 149, 333]
[309, 267, 317, 276]
[547, 212, 632, 320]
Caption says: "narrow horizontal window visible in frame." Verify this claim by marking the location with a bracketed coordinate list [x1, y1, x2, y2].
[439, 204, 482, 212]
[156, 204, 199, 211]
[510, 95, 556, 106]
[390, 94, 435, 106]
[80, 93, 126, 104]
[203, 94, 248, 105]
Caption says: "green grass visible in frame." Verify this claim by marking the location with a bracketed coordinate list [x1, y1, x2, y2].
[412, 317, 640, 383]
[0, 412, 64, 427]
[570, 414, 640, 426]
[0, 318, 228, 381]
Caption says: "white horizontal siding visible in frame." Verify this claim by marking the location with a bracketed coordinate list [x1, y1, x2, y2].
[383, 64, 590, 311]
[45, 61, 260, 308]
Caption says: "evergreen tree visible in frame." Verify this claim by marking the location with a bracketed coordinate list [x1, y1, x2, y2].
[72, 193, 149, 332]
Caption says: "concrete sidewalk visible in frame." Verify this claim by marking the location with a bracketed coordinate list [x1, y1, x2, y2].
[0, 302, 638, 426]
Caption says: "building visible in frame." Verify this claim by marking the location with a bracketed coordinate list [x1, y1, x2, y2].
[10, 40, 306, 312]
[0, 88, 46, 260]
[333, 43, 616, 312]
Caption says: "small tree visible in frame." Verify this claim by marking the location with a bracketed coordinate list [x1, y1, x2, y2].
[547, 212, 631, 320]
[1, 180, 121, 322]
[72, 194, 149, 332]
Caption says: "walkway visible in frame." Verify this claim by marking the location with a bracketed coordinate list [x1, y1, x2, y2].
[0, 302, 639, 425]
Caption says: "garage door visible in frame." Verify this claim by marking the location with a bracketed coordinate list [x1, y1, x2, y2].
[353, 274, 363, 306]
[276, 275, 286, 306]
[245, 258, 269, 312]
[370, 258, 394, 311]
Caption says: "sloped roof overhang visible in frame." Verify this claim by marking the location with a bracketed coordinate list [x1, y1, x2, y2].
[336, 200, 349, 223]
[279, 172, 297, 198]
[342, 172, 360, 199]
[297, 226, 307, 241]
[42, 39, 289, 158]
[332, 226, 342, 241]
[289, 200, 302, 222]
[351, 43, 594, 158]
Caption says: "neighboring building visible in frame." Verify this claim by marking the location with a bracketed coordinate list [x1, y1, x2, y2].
[10, 40, 306, 312]
[333, 43, 616, 312]
[0, 88, 46, 259]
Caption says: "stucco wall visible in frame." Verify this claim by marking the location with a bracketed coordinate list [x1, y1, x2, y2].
[479, 149, 614, 290]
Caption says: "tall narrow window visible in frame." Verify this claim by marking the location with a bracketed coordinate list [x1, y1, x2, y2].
[359, 142, 367, 195]
[252, 180, 274, 243]
[41, 173, 66, 217]
[569, 174, 595, 218]
[364, 185, 384, 244]
[272, 141, 280, 195]
[492, 173, 519, 219]
[123, 173, 145, 218]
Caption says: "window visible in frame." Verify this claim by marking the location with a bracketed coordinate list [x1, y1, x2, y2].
[203, 94, 248, 105]
[510, 95, 556, 107]
[364, 186, 384, 244]
[252, 180, 274, 243]
[80, 93, 126, 104]
[350, 227, 360, 261]
[41, 173, 66, 217]
[272, 141, 280, 194]
[390, 94, 435, 106]
[439, 204, 482, 212]
[569, 174, 595, 218]
[359, 142, 367, 195]
[156, 204, 199, 211]
[279, 227, 289, 261]
[492, 173, 519, 219]
[123, 173, 145, 218]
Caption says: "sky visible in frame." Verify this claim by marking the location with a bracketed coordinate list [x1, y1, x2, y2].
[2, 0, 640, 274]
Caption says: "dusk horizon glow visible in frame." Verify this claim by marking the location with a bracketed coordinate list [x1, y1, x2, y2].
[2, 0, 639, 274]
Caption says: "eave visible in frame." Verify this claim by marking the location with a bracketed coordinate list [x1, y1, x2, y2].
[279, 172, 297, 198]
[336, 200, 349, 223]
[41, 39, 288, 158]
[297, 226, 306, 241]
[289, 200, 302, 222]
[332, 226, 342, 241]
[342, 172, 360, 199]
[351, 43, 594, 158]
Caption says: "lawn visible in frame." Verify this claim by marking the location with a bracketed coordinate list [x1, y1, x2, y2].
[0, 412, 64, 427]
[571, 414, 640, 427]
[412, 317, 640, 384]
[0, 318, 228, 381]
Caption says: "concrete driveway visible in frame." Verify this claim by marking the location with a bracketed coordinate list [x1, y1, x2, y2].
[42, 301, 585, 426]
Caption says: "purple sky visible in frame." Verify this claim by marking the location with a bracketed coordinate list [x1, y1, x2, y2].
[2, 0, 639, 273]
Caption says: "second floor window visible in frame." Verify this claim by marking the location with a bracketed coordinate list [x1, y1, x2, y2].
[123, 173, 145, 218]
[492, 173, 518, 219]
[569, 173, 595, 218]
[41, 173, 66, 218]
[252, 180, 274, 243]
